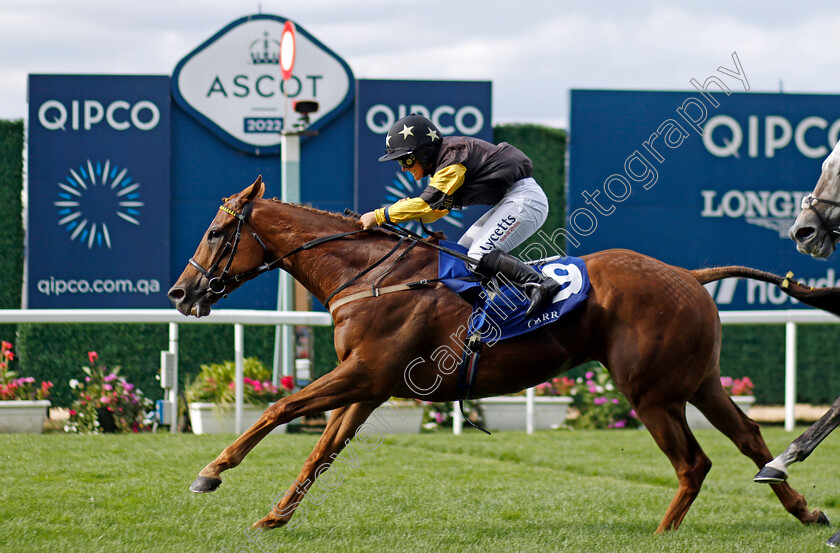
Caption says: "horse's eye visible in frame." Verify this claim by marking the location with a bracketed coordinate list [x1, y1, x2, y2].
[208, 229, 222, 240]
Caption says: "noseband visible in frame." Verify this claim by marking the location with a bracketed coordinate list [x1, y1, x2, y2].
[800, 194, 840, 239]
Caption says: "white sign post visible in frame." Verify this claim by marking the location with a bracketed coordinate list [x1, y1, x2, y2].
[274, 20, 298, 386]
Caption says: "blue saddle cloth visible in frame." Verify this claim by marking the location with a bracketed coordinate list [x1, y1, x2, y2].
[438, 241, 591, 341]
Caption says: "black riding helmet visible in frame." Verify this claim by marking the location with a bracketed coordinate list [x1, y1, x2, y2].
[378, 114, 442, 165]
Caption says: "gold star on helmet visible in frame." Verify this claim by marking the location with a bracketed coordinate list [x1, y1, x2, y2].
[385, 134, 392, 148]
[426, 128, 440, 141]
[398, 124, 414, 140]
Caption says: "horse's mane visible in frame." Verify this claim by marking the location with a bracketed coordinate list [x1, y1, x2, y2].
[261, 197, 447, 243]
[263, 197, 362, 227]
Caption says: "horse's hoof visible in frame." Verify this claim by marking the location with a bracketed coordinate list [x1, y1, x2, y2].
[827, 529, 840, 547]
[753, 466, 787, 484]
[190, 475, 223, 493]
[817, 511, 832, 527]
[251, 517, 283, 530]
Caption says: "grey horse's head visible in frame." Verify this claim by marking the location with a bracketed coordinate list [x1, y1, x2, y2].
[789, 141, 840, 258]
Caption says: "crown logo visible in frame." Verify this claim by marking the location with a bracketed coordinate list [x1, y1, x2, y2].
[249, 32, 280, 65]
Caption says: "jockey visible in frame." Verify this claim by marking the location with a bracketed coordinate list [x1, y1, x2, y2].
[360, 113, 560, 317]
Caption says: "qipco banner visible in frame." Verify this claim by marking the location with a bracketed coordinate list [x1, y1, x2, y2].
[355, 79, 492, 239]
[27, 75, 171, 308]
[569, 89, 840, 310]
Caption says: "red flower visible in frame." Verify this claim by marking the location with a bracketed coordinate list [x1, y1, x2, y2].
[88, 351, 98, 365]
[280, 375, 294, 391]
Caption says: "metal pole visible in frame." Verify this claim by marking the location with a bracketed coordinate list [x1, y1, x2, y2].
[273, 131, 301, 386]
[785, 321, 797, 431]
[452, 402, 462, 435]
[168, 322, 179, 434]
[526, 387, 535, 435]
[235, 323, 245, 434]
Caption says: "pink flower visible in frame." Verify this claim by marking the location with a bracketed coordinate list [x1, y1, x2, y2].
[104, 374, 117, 382]
[100, 396, 111, 403]
[88, 351, 98, 365]
[612, 398, 620, 404]
[103, 384, 113, 391]
[594, 397, 608, 405]
[585, 371, 594, 380]
[280, 376, 294, 391]
[68, 409, 77, 416]
[121, 382, 134, 392]
[613, 420, 626, 428]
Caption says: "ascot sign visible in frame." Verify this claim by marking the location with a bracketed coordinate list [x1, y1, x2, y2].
[172, 14, 354, 154]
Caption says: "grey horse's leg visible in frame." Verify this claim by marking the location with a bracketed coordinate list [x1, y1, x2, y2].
[754, 395, 840, 483]
[828, 529, 840, 548]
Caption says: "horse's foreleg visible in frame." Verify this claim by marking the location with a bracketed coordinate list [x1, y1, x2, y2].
[754, 395, 840, 484]
[191, 354, 388, 493]
[250, 401, 379, 530]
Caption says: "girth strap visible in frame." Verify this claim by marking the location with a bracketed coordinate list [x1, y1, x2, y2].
[328, 280, 433, 314]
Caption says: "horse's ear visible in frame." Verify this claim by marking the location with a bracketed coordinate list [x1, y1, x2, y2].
[241, 175, 265, 203]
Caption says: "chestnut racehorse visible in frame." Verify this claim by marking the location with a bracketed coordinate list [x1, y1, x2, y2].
[168, 176, 834, 533]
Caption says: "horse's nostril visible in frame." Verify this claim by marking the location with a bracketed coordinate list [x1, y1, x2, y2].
[168, 287, 185, 302]
[794, 226, 816, 241]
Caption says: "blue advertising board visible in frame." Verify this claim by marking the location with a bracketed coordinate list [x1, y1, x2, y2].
[355, 79, 493, 240]
[27, 75, 171, 308]
[568, 89, 840, 310]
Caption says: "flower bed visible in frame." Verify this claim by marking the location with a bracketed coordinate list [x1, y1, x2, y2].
[185, 357, 294, 434]
[65, 352, 152, 433]
[0, 341, 53, 433]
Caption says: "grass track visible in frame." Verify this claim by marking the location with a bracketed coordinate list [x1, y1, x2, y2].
[0, 427, 838, 552]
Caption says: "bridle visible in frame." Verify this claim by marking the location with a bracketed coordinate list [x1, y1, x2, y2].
[800, 194, 840, 239]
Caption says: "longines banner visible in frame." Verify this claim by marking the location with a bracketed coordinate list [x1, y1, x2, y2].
[569, 90, 840, 310]
[27, 75, 171, 308]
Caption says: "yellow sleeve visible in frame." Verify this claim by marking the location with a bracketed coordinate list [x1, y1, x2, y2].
[371, 164, 466, 225]
[374, 197, 449, 225]
[426, 164, 466, 196]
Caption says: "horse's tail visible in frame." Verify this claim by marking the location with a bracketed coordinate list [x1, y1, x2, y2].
[691, 266, 840, 316]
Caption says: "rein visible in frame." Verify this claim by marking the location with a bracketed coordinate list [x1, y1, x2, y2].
[189, 202, 366, 299]
[801, 194, 840, 238]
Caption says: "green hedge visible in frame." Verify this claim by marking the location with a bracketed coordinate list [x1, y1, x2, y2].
[0, 120, 24, 344]
[493, 124, 567, 258]
[720, 324, 840, 405]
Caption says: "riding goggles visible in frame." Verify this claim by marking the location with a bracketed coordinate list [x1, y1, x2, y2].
[397, 154, 417, 169]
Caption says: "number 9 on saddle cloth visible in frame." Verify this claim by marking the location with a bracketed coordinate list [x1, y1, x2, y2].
[438, 241, 591, 341]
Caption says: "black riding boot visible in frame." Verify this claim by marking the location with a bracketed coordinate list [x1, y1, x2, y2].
[475, 250, 562, 317]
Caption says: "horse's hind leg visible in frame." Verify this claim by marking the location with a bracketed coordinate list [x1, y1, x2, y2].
[690, 376, 827, 526]
[754, 394, 840, 483]
[252, 401, 379, 530]
[191, 353, 389, 493]
[632, 398, 712, 532]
